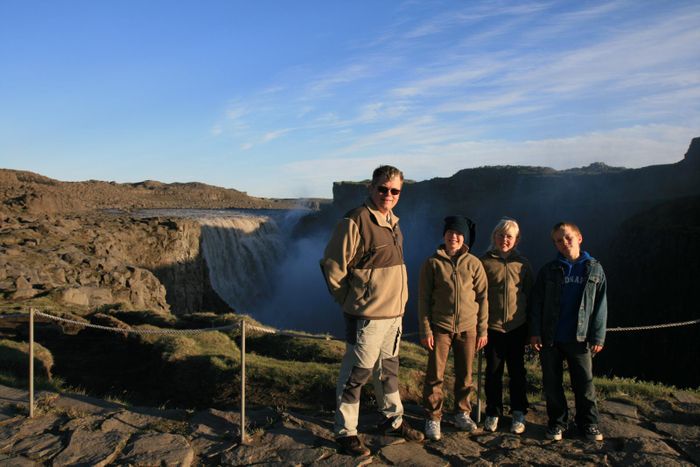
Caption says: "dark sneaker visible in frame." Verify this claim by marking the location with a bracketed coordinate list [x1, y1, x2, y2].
[337, 435, 370, 457]
[379, 418, 425, 442]
[546, 426, 563, 441]
[584, 425, 604, 441]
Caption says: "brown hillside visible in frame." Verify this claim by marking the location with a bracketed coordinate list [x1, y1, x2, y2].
[0, 169, 303, 214]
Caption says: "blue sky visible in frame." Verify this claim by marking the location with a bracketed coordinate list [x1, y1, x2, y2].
[1, 1, 699, 198]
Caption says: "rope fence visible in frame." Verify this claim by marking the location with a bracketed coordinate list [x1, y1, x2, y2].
[606, 318, 700, 332]
[1, 307, 699, 443]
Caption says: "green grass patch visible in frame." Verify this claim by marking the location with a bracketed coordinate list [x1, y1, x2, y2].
[0, 338, 54, 380]
[2, 308, 696, 414]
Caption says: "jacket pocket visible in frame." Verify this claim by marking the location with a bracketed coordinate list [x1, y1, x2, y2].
[345, 267, 373, 309]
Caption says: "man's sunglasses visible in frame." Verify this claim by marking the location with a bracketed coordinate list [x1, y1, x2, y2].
[376, 186, 401, 196]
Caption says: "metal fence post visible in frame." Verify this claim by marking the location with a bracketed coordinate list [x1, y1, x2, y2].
[29, 307, 35, 418]
[240, 319, 247, 444]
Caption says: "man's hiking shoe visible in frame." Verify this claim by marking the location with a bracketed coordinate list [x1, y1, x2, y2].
[546, 426, 563, 441]
[510, 411, 526, 434]
[425, 419, 441, 441]
[483, 415, 498, 432]
[454, 412, 478, 432]
[337, 435, 370, 457]
[584, 425, 604, 441]
[378, 418, 425, 442]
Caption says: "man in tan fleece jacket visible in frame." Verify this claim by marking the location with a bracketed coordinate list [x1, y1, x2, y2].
[320, 165, 423, 457]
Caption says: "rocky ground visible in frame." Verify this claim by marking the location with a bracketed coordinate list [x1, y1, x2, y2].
[1, 384, 698, 466]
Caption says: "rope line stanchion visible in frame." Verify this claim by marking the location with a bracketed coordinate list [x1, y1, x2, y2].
[240, 320, 247, 445]
[28, 307, 34, 419]
[1, 307, 697, 426]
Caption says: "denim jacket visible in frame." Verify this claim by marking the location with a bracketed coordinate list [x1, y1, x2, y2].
[529, 258, 607, 346]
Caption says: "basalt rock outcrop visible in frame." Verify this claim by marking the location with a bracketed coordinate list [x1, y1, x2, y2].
[303, 137, 700, 389]
[0, 212, 229, 316]
[318, 137, 700, 268]
[0, 168, 311, 215]
[1, 384, 698, 466]
[0, 168, 322, 316]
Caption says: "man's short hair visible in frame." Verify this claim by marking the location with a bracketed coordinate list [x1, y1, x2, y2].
[551, 221, 582, 238]
[371, 165, 404, 186]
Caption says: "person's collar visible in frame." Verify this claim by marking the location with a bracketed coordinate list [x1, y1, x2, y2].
[365, 197, 398, 227]
[557, 250, 591, 265]
[439, 243, 468, 259]
[488, 248, 518, 260]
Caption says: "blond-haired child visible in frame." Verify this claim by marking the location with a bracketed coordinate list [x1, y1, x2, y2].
[480, 218, 533, 434]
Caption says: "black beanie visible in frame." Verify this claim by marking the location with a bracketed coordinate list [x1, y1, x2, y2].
[443, 216, 470, 236]
[443, 215, 476, 249]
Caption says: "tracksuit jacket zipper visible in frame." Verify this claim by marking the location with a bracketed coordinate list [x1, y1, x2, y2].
[502, 257, 509, 326]
[451, 257, 459, 332]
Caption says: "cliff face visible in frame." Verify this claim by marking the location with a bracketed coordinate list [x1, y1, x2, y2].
[597, 195, 700, 388]
[315, 137, 700, 388]
[0, 213, 229, 316]
[323, 138, 700, 272]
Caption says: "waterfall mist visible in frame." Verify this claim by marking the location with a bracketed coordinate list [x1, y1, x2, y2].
[194, 210, 341, 334]
[198, 215, 285, 314]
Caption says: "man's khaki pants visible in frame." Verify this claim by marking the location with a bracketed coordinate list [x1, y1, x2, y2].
[334, 316, 403, 437]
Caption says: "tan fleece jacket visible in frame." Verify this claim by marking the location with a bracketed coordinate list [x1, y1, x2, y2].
[480, 249, 534, 333]
[418, 245, 489, 339]
[320, 199, 408, 319]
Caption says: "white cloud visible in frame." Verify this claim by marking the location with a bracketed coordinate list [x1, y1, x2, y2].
[307, 63, 373, 95]
[436, 92, 526, 113]
[391, 63, 503, 97]
[226, 106, 247, 121]
[208, 1, 700, 198]
[263, 129, 291, 142]
[276, 124, 697, 197]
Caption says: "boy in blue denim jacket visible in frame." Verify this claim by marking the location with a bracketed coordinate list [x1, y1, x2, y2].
[529, 222, 607, 442]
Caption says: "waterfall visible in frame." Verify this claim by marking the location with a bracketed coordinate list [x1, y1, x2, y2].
[198, 215, 285, 313]
[189, 208, 341, 334]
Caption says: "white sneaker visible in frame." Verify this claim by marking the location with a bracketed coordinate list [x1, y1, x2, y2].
[454, 412, 477, 432]
[484, 415, 499, 432]
[511, 411, 525, 434]
[425, 419, 441, 441]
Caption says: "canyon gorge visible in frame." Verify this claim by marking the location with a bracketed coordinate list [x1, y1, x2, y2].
[1, 137, 699, 392]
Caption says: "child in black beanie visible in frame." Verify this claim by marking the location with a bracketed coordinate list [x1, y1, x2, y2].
[418, 215, 489, 441]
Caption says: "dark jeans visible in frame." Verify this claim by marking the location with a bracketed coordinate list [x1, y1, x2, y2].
[540, 341, 599, 430]
[484, 324, 529, 417]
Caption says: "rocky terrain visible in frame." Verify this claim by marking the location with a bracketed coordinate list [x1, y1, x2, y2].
[0, 167, 324, 319]
[0, 212, 228, 316]
[1, 384, 699, 466]
[0, 169, 319, 215]
[2, 140, 700, 465]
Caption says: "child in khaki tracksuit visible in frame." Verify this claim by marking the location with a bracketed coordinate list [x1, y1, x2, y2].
[480, 218, 533, 434]
[418, 215, 489, 441]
